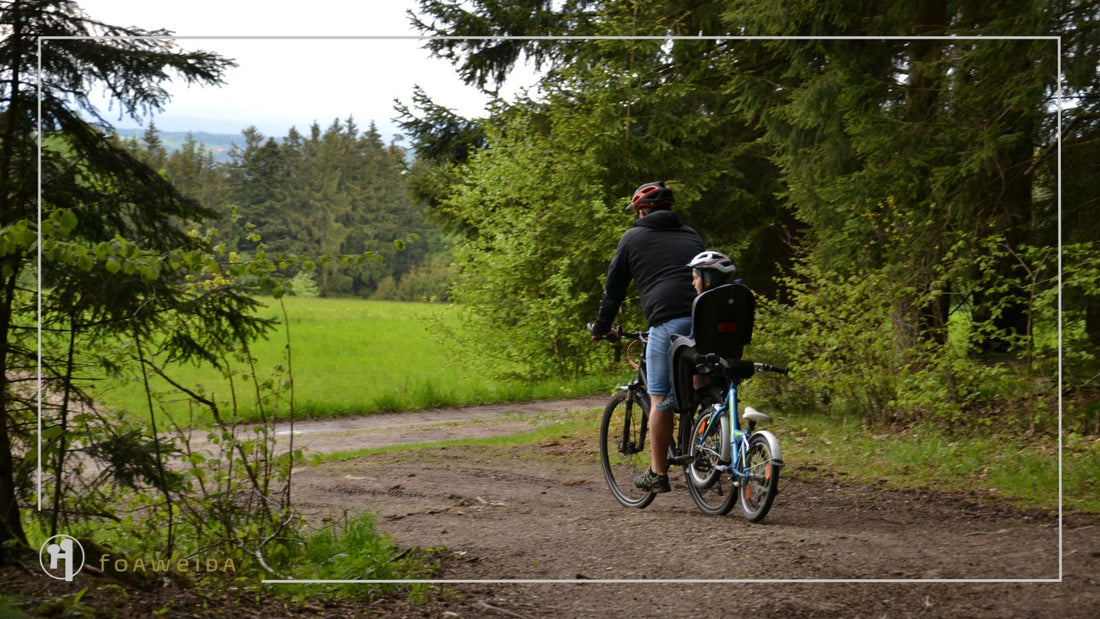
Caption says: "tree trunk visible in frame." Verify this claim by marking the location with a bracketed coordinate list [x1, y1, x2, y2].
[0, 0, 30, 554]
[905, 2, 949, 348]
[920, 283, 951, 347]
[975, 109, 1035, 355]
[0, 273, 29, 552]
[1086, 300, 1100, 350]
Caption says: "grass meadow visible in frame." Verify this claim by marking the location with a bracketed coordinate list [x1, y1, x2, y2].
[92, 297, 610, 427]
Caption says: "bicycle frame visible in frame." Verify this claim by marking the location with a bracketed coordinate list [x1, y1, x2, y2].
[693, 372, 783, 484]
[616, 332, 651, 457]
[620, 333, 648, 392]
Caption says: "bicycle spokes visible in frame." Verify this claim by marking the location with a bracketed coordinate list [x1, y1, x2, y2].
[600, 389, 654, 509]
[738, 434, 780, 522]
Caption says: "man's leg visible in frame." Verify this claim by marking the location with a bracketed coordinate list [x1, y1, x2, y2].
[636, 316, 691, 493]
[635, 391, 672, 493]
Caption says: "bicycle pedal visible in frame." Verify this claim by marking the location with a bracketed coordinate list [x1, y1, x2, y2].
[668, 454, 693, 466]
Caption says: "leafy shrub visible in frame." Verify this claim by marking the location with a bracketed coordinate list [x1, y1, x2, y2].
[752, 242, 1062, 431]
[287, 270, 321, 297]
[435, 110, 623, 381]
[272, 513, 435, 599]
[373, 259, 453, 303]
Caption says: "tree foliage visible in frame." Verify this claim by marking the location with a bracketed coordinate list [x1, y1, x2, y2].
[0, 0, 288, 560]
[119, 119, 447, 299]
[406, 0, 1098, 430]
[435, 105, 621, 379]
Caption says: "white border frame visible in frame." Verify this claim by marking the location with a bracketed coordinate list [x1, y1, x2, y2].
[35, 34, 1063, 586]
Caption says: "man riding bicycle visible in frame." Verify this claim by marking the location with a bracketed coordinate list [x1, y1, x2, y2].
[589, 181, 702, 494]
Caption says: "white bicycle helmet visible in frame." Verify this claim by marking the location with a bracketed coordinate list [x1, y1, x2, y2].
[688, 250, 737, 289]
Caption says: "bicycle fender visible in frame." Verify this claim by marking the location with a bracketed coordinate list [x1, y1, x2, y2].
[752, 429, 783, 467]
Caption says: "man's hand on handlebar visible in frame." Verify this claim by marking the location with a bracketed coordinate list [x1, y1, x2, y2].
[587, 322, 621, 342]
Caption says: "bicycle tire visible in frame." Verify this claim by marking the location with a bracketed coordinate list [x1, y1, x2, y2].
[686, 406, 738, 515]
[739, 433, 780, 522]
[685, 404, 723, 489]
[599, 388, 654, 508]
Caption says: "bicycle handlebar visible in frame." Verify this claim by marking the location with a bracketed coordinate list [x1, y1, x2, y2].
[586, 323, 646, 344]
[755, 362, 789, 375]
[695, 353, 789, 376]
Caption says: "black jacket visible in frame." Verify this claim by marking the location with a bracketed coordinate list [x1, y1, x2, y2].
[593, 210, 703, 332]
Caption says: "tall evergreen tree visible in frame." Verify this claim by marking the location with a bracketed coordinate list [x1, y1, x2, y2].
[720, 1, 1063, 352]
[409, 0, 1096, 418]
[1057, 1, 1100, 349]
[405, 0, 794, 373]
[168, 132, 226, 210]
[225, 127, 287, 252]
[0, 0, 251, 553]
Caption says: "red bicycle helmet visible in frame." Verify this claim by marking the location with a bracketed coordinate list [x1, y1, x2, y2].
[626, 181, 675, 212]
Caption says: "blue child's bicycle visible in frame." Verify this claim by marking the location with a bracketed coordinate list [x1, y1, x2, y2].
[682, 355, 787, 520]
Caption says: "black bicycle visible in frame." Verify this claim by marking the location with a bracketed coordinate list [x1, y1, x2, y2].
[590, 327, 716, 509]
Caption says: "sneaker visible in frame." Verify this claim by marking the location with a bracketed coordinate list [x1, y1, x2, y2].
[634, 468, 671, 493]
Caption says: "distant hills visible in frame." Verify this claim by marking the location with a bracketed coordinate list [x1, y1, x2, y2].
[113, 128, 255, 163]
[111, 126, 406, 164]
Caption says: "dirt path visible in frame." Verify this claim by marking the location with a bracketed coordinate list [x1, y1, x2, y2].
[283, 398, 1099, 617]
[272, 396, 608, 455]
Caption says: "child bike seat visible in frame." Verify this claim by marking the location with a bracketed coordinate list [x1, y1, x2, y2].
[669, 284, 757, 409]
[691, 284, 755, 358]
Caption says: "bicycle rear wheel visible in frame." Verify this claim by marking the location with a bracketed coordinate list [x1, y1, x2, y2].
[739, 433, 780, 522]
[599, 389, 654, 509]
[686, 407, 738, 516]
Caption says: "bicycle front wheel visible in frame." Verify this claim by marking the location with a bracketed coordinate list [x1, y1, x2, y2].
[599, 389, 654, 509]
[739, 433, 780, 522]
[686, 407, 738, 516]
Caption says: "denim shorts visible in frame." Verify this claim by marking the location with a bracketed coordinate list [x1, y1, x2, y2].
[646, 316, 693, 396]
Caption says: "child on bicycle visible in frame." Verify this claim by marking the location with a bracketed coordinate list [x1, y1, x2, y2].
[688, 250, 737, 295]
[685, 251, 738, 393]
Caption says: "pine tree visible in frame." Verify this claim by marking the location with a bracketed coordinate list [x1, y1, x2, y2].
[719, 1, 1063, 353]
[404, 0, 794, 373]
[0, 0, 241, 553]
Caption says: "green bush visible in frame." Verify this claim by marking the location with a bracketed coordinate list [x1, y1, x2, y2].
[291, 514, 435, 589]
[435, 110, 623, 381]
[287, 270, 321, 298]
[751, 245, 1060, 431]
[373, 259, 453, 303]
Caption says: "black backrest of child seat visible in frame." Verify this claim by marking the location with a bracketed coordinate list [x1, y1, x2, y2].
[691, 284, 755, 359]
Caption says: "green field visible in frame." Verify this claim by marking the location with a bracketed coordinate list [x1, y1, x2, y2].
[92, 297, 609, 426]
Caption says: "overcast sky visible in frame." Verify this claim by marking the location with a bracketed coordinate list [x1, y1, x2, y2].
[74, 0, 535, 138]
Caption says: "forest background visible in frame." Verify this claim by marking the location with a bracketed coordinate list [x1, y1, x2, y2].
[1, 0, 1097, 598]
[122, 0, 1098, 426]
